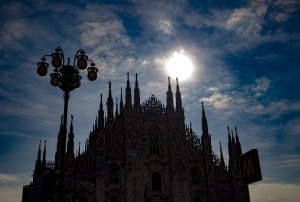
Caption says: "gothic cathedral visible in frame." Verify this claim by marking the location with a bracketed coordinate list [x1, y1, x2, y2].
[22, 73, 250, 202]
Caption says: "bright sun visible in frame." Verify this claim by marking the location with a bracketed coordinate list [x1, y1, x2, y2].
[165, 50, 194, 81]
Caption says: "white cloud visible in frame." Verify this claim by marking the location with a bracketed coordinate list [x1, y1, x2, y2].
[251, 77, 271, 93]
[284, 118, 300, 136]
[159, 20, 172, 34]
[79, 21, 130, 48]
[201, 92, 231, 109]
[271, 12, 290, 22]
[273, 0, 300, 13]
[199, 76, 300, 121]
[226, 2, 267, 36]
[249, 183, 300, 202]
[213, 101, 228, 109]
[205, 87, 219, 92]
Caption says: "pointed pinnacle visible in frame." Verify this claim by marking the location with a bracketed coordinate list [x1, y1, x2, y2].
[202, 102, 206, 117]
[135, 73, 138, 86]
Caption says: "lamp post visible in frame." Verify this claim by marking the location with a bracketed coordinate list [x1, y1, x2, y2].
[37, 47, 98, 202]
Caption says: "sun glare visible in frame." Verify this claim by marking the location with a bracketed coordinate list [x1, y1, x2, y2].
[165, 50, 194, 81]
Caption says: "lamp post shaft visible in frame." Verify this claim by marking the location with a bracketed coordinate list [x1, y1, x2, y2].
[59, 90, 69, 202]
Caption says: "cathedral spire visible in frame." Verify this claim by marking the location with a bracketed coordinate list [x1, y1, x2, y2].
[134, 73, 140, 109]
[202, 102, 209, 136]
[175, 77, 182, 112]
[35, 140, 42, 171]
[37, 140, 41, 161]
[78, 142, 81, 157]
[100, 93, 103, 111]
[168, 76, 171, 91]
[115, 97, 119, 117]
[228, 126, 233, 163]
[202, 102, 206, 117]
[125, 73, 132, 109]
[42, 140, 46, 166]
[98, 94, 104, 130]
[220, 141, 225, 167]
[67, 115, 74, 159]
[106, 82, 114, 122]
[228, 126, 231, 142]
[70, 115, 73, 133]
[120, 88, 124, 113]
[166, 77, 174, 113]
[235, 126, 240, 143]
[235, 127, 242, 156]
[55, 115, 63, 169]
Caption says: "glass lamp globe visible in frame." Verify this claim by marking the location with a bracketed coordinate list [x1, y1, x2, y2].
[50, 77, 59, 86]
[37, 65, 48, 76]
[77, 59, 87, 70]
[52, 57, 62, 68]
[88, 71, 97, 81]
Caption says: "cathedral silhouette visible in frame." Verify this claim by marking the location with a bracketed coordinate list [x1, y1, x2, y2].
[22, 73, 250, 202]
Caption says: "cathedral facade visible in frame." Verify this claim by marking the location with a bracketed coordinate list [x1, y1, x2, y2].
[22, 73, 249, 202]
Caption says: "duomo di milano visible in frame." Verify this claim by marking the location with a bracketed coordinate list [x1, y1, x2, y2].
[22, 73, 250, 202]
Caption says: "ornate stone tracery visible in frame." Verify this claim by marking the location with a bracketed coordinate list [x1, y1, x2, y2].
[149, 129, 159, 154]
[142, 95, 166, 116]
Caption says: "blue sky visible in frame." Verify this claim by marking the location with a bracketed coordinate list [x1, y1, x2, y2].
[0, 0, 300, 201]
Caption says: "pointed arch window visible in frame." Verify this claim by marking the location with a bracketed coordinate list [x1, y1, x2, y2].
[152, 172, 162, 190]
[110, 163, 120, 184]
[191, 168, 201, 185]
[150, 130, 159, 154]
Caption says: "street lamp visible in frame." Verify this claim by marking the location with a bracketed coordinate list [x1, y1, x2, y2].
[37, 47, 98, 202]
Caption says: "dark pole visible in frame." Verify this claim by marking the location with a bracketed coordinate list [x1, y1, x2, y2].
[58, 91, 69, 202]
